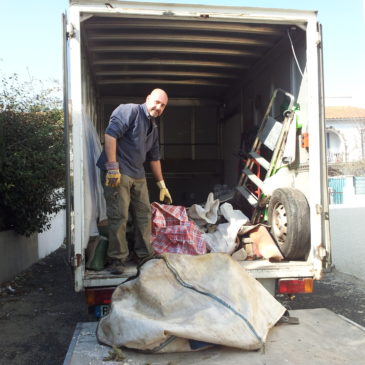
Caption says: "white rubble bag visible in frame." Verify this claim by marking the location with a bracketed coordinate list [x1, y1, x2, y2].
[97, 253, 286, 353]
[204, 203, 249, 254]
[187, 192, 220, 225]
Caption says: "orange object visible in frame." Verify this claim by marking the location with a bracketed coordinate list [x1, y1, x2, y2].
[278, 278, 314, 294]
[248, 225, 283, 261]
[85, 287, 114, 306]
[301, 132, 309, 148]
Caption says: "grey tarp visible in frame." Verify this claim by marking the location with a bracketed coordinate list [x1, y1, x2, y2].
[83, 111, 107, 238]
[97, 253, 286, 352]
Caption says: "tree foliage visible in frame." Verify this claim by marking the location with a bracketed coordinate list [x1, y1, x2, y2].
[0, 74, 65, 236]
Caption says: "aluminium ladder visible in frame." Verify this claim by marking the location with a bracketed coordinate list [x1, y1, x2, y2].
[236, 89, 296, 221]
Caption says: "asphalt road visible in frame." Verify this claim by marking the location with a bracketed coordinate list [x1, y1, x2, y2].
[0, 246, 364, 365]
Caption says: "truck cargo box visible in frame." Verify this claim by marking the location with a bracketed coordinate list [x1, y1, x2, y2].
[63, 0, 330, 293]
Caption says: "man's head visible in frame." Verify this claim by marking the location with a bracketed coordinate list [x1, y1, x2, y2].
[146, 88, 168, 118]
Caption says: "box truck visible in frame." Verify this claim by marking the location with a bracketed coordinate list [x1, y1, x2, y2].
[63, 0, 330, 314]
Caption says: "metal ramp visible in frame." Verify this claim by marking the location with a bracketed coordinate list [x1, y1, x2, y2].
[64, 309, 365, 365]
[236, 89, 296, 220]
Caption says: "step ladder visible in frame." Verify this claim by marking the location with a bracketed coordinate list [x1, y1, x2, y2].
[236, 89, 296, 217]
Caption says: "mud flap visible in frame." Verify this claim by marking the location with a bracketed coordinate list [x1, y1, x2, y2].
[277, 310, 300, 325]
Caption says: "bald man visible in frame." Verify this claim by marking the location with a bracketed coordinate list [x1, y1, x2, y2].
[96, 89, 172, 274]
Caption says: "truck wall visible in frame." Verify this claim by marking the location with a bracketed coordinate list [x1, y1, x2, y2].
[240, 33, 310, 197]
[222, 113, 242, 188]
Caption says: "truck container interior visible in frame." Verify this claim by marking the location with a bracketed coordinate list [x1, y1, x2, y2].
[71, 4, 323, 288]
[80, 11, 307, 206]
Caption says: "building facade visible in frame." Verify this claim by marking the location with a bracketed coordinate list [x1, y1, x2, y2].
[325, 106, 365, 163]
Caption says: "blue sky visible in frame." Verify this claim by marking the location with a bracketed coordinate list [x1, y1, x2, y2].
[0, 0, 364, 106]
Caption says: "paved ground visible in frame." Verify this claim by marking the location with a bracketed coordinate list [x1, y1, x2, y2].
[0, 246, 93, 365]
[0, 246, 364, 365]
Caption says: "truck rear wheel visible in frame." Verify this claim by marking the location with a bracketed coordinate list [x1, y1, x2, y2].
[268, 188, 310, 260]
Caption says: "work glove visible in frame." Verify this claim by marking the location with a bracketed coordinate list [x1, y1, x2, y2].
[105, 162, 121, 187]
[157, 180, 172, 204]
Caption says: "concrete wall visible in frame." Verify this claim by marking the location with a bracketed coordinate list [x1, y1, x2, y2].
[0, 231, 39, 283]
[0, 209, 65, 284]
[329, 204, 365, 279]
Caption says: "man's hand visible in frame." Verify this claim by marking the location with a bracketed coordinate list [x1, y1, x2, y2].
[105, 162, 121, 187]
[157, 180, 172, 204]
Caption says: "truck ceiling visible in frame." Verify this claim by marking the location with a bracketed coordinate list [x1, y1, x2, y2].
[77, 3, 309, 100]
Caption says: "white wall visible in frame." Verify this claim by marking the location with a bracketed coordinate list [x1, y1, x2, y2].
[329, 204, 365, 279]
[38, 209, 66, 259]
[327, 118, 365, 162]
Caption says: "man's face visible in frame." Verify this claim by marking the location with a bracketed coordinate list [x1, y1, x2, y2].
[146, 89, 168, 118]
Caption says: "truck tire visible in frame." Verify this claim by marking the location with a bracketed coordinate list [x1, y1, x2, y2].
[268, 188, 310, 260]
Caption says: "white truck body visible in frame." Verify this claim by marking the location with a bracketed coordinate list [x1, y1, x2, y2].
[63, 0, 330, 293]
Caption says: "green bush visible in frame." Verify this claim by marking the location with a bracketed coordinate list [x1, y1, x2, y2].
[0, 74, 65, 236]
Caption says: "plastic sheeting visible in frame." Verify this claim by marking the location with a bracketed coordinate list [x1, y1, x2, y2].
[97, 253, 286, 353]
[187, 192, 220, 225]
[204, 203, 249, 254]
[83, 112, 107, 238]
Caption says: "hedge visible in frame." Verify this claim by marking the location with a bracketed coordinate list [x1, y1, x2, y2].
[0, 75, 65, 236]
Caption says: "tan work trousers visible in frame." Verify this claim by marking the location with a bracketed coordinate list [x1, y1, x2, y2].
[101, 172, 152, 262]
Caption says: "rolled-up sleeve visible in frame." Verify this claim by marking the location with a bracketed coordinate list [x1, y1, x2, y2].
[146, 133, 161, 161]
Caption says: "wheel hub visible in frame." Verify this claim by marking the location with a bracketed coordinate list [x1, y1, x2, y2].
[272, 202, 287, 245]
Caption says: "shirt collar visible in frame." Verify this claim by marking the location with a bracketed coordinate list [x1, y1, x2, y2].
[142, 103, 151, 119]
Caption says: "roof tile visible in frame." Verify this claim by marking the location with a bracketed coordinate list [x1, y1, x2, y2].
[325, 106, 365, 119]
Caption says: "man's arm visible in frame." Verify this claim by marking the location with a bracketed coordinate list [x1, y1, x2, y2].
[150, 160, 172, 204]
[104, 134, 121, 187]
[149, 160, 163, 182]
[104, 134, 117, 162]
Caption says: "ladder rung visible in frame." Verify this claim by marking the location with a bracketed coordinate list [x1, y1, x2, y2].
[249, 152, 270, 170]
[243, 168, 265, 191]
[235, 186, 258, 206]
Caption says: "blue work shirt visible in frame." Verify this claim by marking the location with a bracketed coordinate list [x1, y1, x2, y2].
[96, 103, 160, 179]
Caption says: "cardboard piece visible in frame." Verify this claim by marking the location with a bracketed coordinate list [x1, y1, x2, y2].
[248, 225, 283, 261]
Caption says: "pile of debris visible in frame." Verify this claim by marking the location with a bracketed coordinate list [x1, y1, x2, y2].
[86, 192, 284, 272]
[151, 192, 283, 262]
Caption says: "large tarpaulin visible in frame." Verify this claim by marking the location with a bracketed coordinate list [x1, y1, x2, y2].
[97, 253, 286, 352]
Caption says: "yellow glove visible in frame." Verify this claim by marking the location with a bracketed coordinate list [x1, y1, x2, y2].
[105, 162, 121, 187]
[157, 180, 172, 204]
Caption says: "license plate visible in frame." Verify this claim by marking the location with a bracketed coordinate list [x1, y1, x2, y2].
[95, 304, 110, 318]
